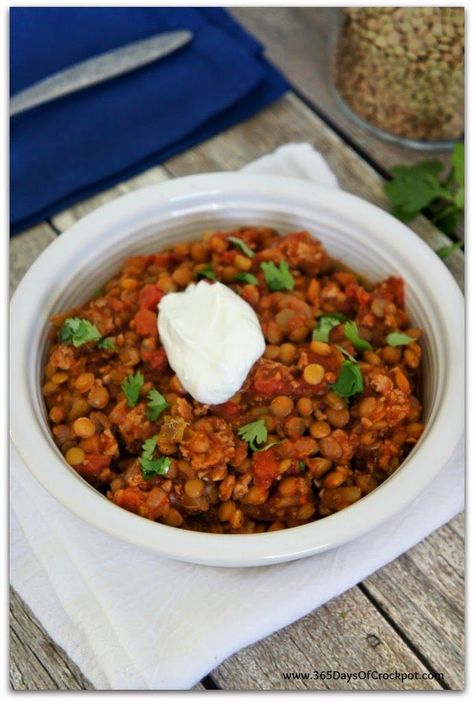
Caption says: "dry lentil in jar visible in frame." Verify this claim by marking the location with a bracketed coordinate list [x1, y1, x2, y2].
[42, 226, 424, 534]
[333, 7, 464, 143]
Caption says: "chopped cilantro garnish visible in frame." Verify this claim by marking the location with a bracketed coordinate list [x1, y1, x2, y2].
[260, 261, 294, 291]
[234, 272, 258, 286]
[59, 317, 102, 347]
[343, 321, 372, 352]
[197, 263, 217, 281]
[237, 419, 267, 452]
[97, 337, 115, 350]
[332, 360, 364, 398]
[146, 388, 169, 421]
[312, 313, 345, 343]
[92, 287, 104, 299]
[138, 436, 171, 478]
[228, 236, 255, 258]
[121, 370, 144, 408]
[386, 331, 415, 347]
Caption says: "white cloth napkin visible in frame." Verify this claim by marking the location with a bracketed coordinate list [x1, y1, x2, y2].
[10, 143, 464, 690]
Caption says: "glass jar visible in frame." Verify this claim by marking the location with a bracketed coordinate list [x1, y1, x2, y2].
[332, 7, 464, 150]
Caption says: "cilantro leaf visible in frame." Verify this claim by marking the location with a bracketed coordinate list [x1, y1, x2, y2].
[312, 313, 345, 342]
[146, 388, 169, 421]
[237, 419, 268, 452]
[332, 360, 364, 398]
[92, 287, 104, 299]
[228, 236, 255, 258]
[138, 436, 171, 478]
[97, 337, 115, 350]
[385, 161, 446, 221]
[197, 263, 217, 281]
[121, 370, 144, 407]
[260, 261, 294, 291]
[59, 317, 102, 347]
[234, 272, 258, 286]
[386, 331, 415, 347]
[436, 241, 463, 260]
[343, 321, 372, 352]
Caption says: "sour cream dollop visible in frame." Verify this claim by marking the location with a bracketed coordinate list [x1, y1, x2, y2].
[158, 280, 265, 405]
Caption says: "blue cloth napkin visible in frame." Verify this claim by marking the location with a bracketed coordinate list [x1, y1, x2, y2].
[10, 8, 289, 234]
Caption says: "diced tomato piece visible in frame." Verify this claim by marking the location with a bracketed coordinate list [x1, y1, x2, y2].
[385, 276, 405, 307]
[138, 284, 163, 311]
[213, 401, 241, 419]
[114, 487, 142, 514]
[345, 283, 371, 308]
[252, 361, 293, 397]
[147, 346, 168, 372]
[134, 309, 158, 338]
[252, 450, 280, 488]
[78, 454, 111, 477]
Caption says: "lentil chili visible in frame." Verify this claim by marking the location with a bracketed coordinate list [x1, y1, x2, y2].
[42, 228, 424, 533]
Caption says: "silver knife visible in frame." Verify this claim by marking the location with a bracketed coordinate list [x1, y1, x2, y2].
[10, 29, 193, 117]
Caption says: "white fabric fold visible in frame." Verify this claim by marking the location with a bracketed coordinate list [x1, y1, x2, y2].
[10, 143, 464, 690]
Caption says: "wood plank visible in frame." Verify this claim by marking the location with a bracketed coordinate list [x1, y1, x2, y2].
[10, 223, 57, 297]
[164, 93, 463, 288]
[212, 585, 441, 690]
[361, 519, 465, 690]
[9, 588, 94, 690]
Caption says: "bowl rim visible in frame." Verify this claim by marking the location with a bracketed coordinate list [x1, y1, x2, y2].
[10, 172, 464, 567]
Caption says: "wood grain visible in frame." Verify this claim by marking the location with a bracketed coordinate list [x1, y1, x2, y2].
[212, 585, 442, 690]
[10, 83, 463, 692]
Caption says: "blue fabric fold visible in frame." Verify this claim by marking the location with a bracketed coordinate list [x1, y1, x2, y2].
[10, 7, 289, 234]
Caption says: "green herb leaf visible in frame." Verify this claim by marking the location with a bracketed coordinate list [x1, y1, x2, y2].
[451, 142, 464, 189]
[228, 236, 255, 258]
[312, 313, 345, 342]
[197, 263, 217, 281]
[436, 241, 463, 260]
[97, 337, 115, 350]
[234, 272, 258, 286]
[59, 317, 102, 347]
[237, 419, 268, 452]
[121, 370, 144, 407]
[260, 261, 295, 291]
[138, 436, 171, 478]
[386, 331, 415, 347]
[299, 460, 306, 472]
[92, 287, 104, 299]
[146, 388, 169, 421]
[385, 161, 446, 221]
[332, 360, 364, 398]
[343, 321, 372, 352]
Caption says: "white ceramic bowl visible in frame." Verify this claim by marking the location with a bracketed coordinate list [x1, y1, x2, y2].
[10, 173, 464, 567]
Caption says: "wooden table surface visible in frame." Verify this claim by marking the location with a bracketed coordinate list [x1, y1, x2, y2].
[10, 8, 464, 691]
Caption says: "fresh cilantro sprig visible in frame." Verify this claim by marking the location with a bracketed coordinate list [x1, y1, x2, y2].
[146, 388, 169, 421]
[234, 272, 258, 286]
[332, 360, 364, 398]
[386, 331, 415, 347]
[228, 236, 255, 258]
[97, 337, 115, 350]
[237, 419, 281, 452]
[260, 261, 294, 291]
[312, 313, 345, 343]
[344, 321, 372, 353]
[59, 317, 102, 347]
[197, 263, 217, 281]
[384, 143, 464, 235]
[121, 370, 144, 408]
[138, 436, 171, 479]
